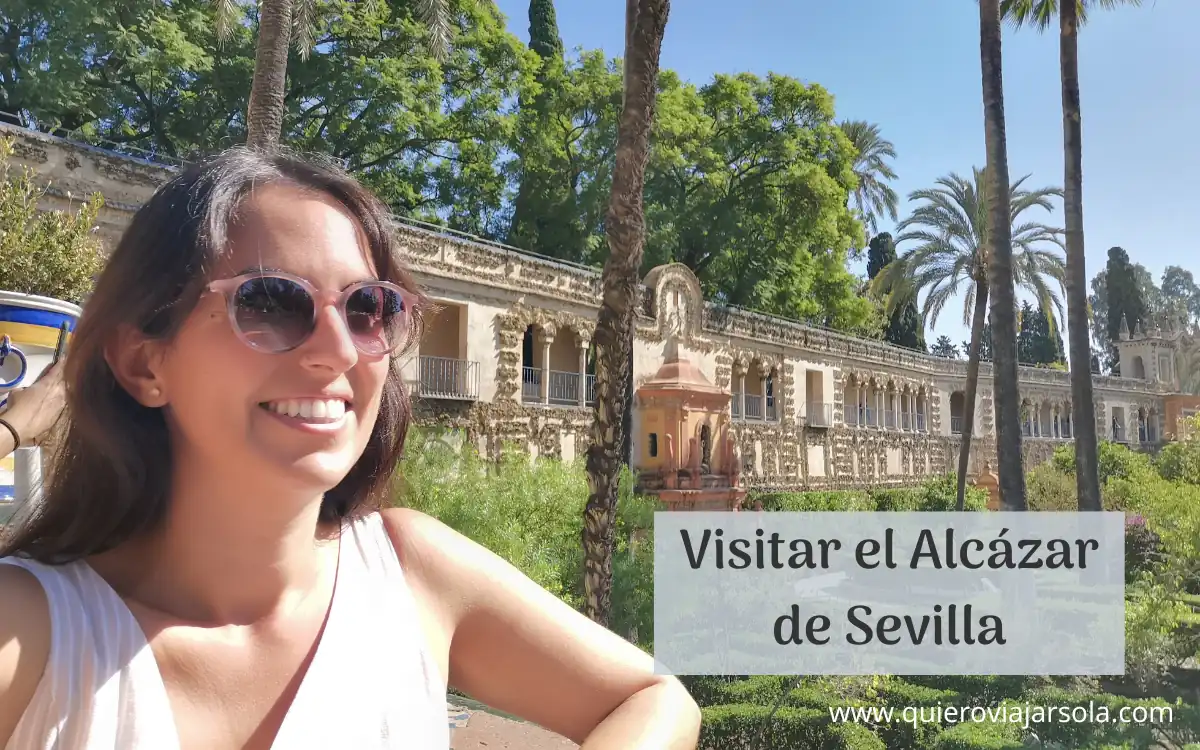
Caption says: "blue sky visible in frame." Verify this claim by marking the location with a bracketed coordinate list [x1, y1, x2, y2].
[491, 0, 1195, 357]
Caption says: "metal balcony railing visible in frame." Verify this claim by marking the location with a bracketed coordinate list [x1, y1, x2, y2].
[522, 367, 541, 402]
[951, 416, 964, 435]
[744, 394, 764, 420]
[805, 402, 833, 427]
[416, 356, 479, 400]
[548, 370, 577, 404]
[915, 413, 927, 432]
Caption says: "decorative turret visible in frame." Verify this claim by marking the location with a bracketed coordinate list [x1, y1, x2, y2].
[1115, 312, 1181, 387]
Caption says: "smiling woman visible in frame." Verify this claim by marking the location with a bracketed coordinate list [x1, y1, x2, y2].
[0, 148, 701, 750]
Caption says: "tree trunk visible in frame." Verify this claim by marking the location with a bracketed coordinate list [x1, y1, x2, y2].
[1061, 0, 1102, 512]
[956, 280, 990, 511]
[979, 0, 1027, 511]
[246, 0, 293, 150]
[583, 0, 670, 627]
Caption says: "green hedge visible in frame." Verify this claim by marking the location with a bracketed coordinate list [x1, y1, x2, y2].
[1016, 687, 1196, 748]
[929, 719, 1024, 750]
[751, 473, 988, 513]
[699, 703, 885, 749]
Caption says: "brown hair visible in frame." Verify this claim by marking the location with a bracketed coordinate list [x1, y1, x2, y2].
[1, 147, 426, 563]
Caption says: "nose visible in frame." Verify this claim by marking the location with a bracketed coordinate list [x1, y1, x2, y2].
[299, 304, 359, 372]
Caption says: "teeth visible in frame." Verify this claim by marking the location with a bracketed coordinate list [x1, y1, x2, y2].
[266, 399, 347, 420]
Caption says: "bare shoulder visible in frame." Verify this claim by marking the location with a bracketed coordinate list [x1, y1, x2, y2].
[0, 563, 52, 745]
[378, 507, 496, 605]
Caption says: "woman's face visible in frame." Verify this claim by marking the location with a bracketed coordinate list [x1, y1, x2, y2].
[152, 184, 392, 493]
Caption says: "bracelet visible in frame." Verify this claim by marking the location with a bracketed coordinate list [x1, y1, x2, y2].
[0, 418, 20, 450]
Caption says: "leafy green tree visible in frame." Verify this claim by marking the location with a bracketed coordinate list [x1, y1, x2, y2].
[1104, 246, 1147, 375]
[867, 233, 924, 350]
[840, 121, 899, 241]
[872, 167, 1065, 511]
[1160, 265, 1200, 327]
[642, 72, 873, 333]
[1017, 301, 1065, 366]
[931, 336, 961, 359]
[2, 0, 527, 234]
[218, 0, 452, 148]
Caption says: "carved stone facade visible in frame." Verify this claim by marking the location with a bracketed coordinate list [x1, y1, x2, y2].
[3, 122, 1185, 492]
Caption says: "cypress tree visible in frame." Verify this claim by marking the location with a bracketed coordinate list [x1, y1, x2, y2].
[868, 232, 926, 351]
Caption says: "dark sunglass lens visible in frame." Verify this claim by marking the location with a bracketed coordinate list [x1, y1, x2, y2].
[345, 285, 406, 352]
[233, 277, 315, 351]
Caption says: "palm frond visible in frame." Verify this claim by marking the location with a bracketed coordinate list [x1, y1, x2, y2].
[214, 0, 241, 43]
[1002, 0, 1144, 32]
[891, 165, 1066, 342]
[415, 0, 453, 63]
[291, 0, 318, 59]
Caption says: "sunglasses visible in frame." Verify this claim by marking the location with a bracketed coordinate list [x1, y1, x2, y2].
[207, 271, 412, 355]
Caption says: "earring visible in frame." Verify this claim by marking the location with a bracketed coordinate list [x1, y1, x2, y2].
[149, 386, 161, 399]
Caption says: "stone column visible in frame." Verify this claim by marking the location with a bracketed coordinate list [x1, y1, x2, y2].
[759, 372, 768, 420]
[576, 336, 590, 407]
[738, 371, 746, 418]
[538, 327, 554, 404]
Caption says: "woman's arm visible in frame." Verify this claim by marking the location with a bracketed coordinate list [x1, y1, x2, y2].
[382, 508, 701, 749]
[0, 566, 53, 746]
[0, 361, 67, 455]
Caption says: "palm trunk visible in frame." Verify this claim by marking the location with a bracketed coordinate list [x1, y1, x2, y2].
[1061, 0, 1101, 512]
[956, 280, 989, 511]
[583, 0, 670, 627]
[246, 0, 294, 149]
[979, 0, 1027, 511]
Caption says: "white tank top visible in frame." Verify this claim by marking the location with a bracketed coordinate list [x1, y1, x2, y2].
[0, 512, 450, 749]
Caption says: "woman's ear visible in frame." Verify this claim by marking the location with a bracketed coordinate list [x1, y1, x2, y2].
[104, 324, 168, 407]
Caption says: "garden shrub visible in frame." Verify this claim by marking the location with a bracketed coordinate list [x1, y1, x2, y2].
[916, 473, 988, 511]
[902, 675, 1030, 706]
[929, 718, 1024, 750]
[1017, 686, 1192, 748]
[1025, 463, 1078, 511]
[699, 703, 885, 749]
[1125, 514, 1166, 583]
[1052, 440, 1156, 486]
[0, 137, 106, 304]
[755, 490, 873, 512]
[1155, 439, 1200, 485]
[397, 433, 656, 644]
[750, 475, 987, 513]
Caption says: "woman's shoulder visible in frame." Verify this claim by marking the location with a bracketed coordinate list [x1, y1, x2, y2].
[376, 507, 468, 578]
[0, 562, 52, 744]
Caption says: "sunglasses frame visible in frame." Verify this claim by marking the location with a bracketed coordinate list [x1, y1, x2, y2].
[206, 270, 413, 355]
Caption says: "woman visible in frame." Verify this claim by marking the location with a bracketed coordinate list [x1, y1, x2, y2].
[0, 149, 701, 749]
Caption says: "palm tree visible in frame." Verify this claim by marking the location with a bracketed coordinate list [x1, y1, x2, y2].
[840, 121, 899, 241]
[978, 0, 1028, 511]
[872, 168, 1066, 511]
[1001, 0, 1143, 512]
[216, 0, 451, 149]
[584, 0, 671, 627]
